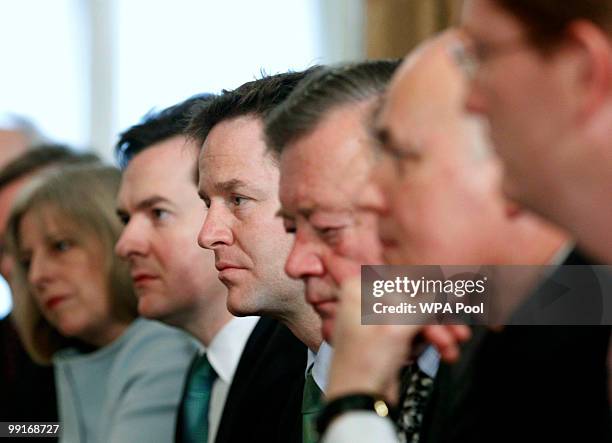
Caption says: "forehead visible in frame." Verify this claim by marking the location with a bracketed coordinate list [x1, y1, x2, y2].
[378, 45, 463, 144]
[20, 206, 78, 241]
[462, 0, 523, 39]
[279, 103, 373, 211]
[119, 136, 197, 201]
[198, 116, 278, 190]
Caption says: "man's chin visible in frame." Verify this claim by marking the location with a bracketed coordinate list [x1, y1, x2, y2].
[226, 291, 258, 317]
[137, 297, 168, 321]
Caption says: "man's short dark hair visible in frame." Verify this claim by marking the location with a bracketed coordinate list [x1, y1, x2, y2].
[264, 60, 400, 155]
[494, 0, 612, 50]
[0, 144, 100, 191]
[186, 68, 322, 149]
[115, 93, 214, 168]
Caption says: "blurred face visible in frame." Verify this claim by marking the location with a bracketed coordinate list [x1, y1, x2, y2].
[366, 54, 506, 266]
[198, 116, 303, 317]
[279, 103, 383, 341]
[0, 129, 29, 169]
[461, 0, 579, 207]
[115, 137, 224, 326]
[0, 175, 31, 282]
[19, 209, 124, 346]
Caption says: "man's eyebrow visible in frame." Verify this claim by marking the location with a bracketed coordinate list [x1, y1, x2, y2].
[216, 179, 250, 193]
[275, 208, 293, 219]
[123, 196, 174, 213]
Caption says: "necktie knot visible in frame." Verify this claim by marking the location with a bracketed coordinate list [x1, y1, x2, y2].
[187, 354, 217, 395]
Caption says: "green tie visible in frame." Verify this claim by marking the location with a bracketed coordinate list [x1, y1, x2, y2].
[182, 353, 217, 443]
[302, 365, 324, 443]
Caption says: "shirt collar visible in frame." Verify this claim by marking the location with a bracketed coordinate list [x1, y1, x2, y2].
[204, 316, 259, 384]
[306, 341, 333, 393]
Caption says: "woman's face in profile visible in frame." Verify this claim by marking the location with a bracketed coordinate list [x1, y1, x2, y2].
[18, 207, 126, 347]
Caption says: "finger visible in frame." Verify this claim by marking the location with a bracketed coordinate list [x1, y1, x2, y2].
[446, 324, 471, 342]
[422, 325, 461, 363]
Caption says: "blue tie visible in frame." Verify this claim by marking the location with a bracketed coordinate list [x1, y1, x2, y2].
[182, 353, 217, 443]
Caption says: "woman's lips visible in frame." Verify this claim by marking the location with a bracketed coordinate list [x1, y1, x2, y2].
[45, 295, 67, 310]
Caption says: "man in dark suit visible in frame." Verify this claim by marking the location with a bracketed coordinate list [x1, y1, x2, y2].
[460, 0, 612, 265]
[319, 32, 611, 443]
[187, 70, 324, 442]
[421, 250, 611, 443]
[115, 91, 310, 443]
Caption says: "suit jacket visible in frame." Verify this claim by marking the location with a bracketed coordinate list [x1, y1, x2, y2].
[0, 316, 57, 427]
[421, 250, 612, 443]
[176, 317, 307, 443]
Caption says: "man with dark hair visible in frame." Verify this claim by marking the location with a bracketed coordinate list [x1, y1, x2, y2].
[189, 69, 322, 442]
[460, 0, 612, 264]
[0, 144, 99, 430]
[115, 93, 212, 168]
[264, 60, 433, 443]
[115, 94, 254, 443]
[460, 2, 612, 428]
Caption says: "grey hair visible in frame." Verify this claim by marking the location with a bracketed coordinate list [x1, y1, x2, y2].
[264, 59, 400, 154]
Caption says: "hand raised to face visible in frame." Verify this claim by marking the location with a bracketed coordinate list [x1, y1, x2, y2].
[327, 277, 470, 404]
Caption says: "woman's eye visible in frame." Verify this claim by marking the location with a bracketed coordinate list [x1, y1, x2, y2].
[19, 257, 31, 270]
[54, 240, 72, 252]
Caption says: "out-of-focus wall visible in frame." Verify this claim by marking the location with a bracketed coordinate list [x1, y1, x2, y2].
[366, 0, 461, 59]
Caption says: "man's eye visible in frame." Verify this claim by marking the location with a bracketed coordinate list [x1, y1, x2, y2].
[152, 208, 170, 221]
[316, 226, 343, 241]
[230, 196, 248, 207]
[203, 198, 211, 209]
[284, 223, 296, 234]
[118, 214, 130, 225]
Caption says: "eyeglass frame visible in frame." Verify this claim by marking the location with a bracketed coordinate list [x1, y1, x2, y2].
[449, 33, 533, 78]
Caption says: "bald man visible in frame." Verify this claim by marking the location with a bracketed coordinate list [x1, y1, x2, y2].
[320, 32, 609, 443]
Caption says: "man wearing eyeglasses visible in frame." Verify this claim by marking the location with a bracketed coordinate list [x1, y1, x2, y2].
[459, 0, 612, 265]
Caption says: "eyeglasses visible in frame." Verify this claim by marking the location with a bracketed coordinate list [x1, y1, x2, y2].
[450, 34, 531, 78]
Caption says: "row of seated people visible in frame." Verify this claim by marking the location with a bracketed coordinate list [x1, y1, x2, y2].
[1, 3, 611, 440]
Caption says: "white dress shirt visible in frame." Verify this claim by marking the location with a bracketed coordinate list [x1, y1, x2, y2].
[199, 316, 259, 443]
[306, 341, 334, 393]
[321, 344, 439, 443]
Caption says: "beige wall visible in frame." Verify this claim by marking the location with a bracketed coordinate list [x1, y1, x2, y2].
[366, 0, 461, 59]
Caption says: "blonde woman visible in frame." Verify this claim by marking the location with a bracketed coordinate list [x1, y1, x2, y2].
[7, 164, 196, 442]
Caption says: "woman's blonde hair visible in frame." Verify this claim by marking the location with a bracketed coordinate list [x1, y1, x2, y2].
[6, 164, 137, 364]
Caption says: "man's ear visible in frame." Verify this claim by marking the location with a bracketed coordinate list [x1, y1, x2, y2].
[566, 20, 612, 121]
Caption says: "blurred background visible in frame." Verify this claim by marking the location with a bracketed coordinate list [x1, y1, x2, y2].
[0, 0, 458, 317]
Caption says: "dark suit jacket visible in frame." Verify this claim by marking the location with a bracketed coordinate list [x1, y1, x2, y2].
[175, 317, 307, 443]
[0, 315, 57, 423]
[421, 250, 612, 443]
